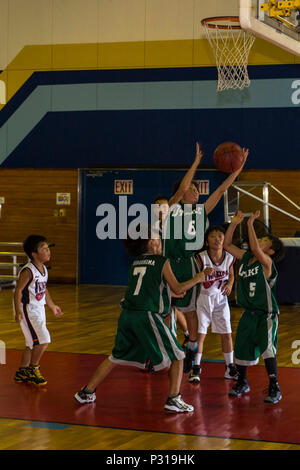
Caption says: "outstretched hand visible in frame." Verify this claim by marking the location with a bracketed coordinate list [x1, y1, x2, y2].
[195, 142, 203, 164]
[234, 147, 249, 175]
[247, 210, 260, 224]
[231, 210, 244, 225]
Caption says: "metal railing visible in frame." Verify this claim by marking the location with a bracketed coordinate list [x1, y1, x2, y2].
[0, 242, 28, 288]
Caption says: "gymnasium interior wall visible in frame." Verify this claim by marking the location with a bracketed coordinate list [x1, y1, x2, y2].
[0, 0, 299, 283]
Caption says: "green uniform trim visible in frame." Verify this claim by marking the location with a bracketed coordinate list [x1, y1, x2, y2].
[237, 251, 279, 314]
[110, 309, 184, 371]
[235, 251, 279, 366]
[234, 310, 278, 366]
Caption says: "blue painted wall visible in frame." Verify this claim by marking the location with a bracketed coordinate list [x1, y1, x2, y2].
[1, 66, 300, 169]
[80, 168, 227, 285]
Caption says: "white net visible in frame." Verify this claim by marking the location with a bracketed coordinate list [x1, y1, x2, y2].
[202, 18, 255, 92]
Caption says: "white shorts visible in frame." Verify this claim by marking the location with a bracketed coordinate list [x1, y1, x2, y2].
[196, 293, 232, 334]
[20, 304, 51, 349]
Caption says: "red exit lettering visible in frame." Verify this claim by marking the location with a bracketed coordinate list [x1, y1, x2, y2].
[195, 180, 209, 195]
[114, 180, 133, 195]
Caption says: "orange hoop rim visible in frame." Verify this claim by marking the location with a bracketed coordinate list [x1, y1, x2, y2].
[201, 16, 241, 30]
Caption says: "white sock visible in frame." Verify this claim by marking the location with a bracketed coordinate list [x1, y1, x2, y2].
[223, 351, 234, 365]
[194, 352, 202, 366]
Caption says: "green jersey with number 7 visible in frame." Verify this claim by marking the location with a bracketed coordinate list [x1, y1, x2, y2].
[120, 254, 171, 316]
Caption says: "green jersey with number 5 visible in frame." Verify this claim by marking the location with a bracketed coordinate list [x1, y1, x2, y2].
[237, 251, 279, 314]
[120, 254, 171, 316]
[162, 203, 208, 259]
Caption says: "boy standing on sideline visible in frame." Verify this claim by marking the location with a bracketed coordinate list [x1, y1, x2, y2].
[74, 228, 213, 412]
[189, 225, 238, 383]
[14, 235, 63, 386]
[223, 211, 285, 403]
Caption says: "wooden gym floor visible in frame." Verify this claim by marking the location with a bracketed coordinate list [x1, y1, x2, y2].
[1, 284, 300, 451]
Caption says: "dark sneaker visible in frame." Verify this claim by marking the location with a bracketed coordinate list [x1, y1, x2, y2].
[229, 381, 250, 397]
[74, 386, 96, 404]
[224, 363, 239, 380]
[188, 365, 201, 383]
[164, 394, 194, 413]
[183, 346, 197, 373]
[14, 367, 31, 383]
[27, 366, 47, 386]
[264, 381, 282, 404]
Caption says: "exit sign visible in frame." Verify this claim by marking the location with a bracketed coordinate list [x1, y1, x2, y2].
[114, 180, 133, 195]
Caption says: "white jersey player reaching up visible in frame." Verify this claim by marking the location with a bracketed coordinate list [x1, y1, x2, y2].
[189, 226, 238, 383]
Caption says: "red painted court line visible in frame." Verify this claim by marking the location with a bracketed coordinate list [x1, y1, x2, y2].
[1, 349, 300, 445]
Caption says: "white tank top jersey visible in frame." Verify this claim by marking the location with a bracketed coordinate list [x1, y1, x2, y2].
[196, 250, 235, 296]
[20, 262, 48, 309]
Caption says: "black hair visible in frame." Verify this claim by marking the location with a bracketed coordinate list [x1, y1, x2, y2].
[23, 235, 47, 260]
[204, 225, 225, 245]
[268, 234, 285, 262]
[153, 194, 169, 204]
[123, 225, 153, 257]
[172, 179, 199, 196]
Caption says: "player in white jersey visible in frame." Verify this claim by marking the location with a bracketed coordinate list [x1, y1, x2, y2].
[14, 235, 63, 386]
[189, 226, 238, 383]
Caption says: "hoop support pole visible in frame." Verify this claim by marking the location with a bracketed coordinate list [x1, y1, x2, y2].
[232, 185, 300, 223]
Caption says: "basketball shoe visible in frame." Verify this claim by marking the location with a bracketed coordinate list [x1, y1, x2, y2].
[188, 365, 201, 383]
[264, 381, 282, 404]
[14, 367, 32, 383]
[224, 363, 239, 380]
[27, 365, 47, 386]
[74, 386, 96, 404]
[228, 381, 250, 397]
[164, 394, 194, 413]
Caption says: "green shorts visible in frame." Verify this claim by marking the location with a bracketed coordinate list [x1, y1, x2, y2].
[169, 256, 200, 312]
[234, 310, 279, 366]
[110, 308, 185, 371]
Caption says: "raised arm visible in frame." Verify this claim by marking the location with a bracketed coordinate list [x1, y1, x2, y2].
[163, 260, 213, 295]
[247, 210, 272, 278]
[204, 148, 249, 215]
[168, 142, 203, 206]
[223, 211, 246, 260]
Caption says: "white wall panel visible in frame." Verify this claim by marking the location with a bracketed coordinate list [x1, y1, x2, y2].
[52, 0, 98, 43]
[0, 0, 8, 70]
[145, 0, 195, 41]
[7, 0, 52, 66]
[99, 0, 146, 43]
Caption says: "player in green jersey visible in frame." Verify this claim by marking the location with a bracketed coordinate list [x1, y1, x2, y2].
[74, 227, 213, 413]
[162, 144, 249, 373]
[224, 210, 285, 404]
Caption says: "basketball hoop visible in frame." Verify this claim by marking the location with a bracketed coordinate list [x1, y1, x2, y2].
[201, 16, 255, 92]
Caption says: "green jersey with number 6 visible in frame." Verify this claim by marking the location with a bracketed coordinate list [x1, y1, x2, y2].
[162, 202, 208, 259]
[237, 251, 279, 314]
[120, 254, 171, 316]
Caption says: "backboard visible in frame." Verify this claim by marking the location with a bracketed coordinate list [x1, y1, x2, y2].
[239, 0, 300, 55]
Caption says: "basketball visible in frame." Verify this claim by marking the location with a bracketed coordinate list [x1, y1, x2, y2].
[213, 142, 243, 173]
